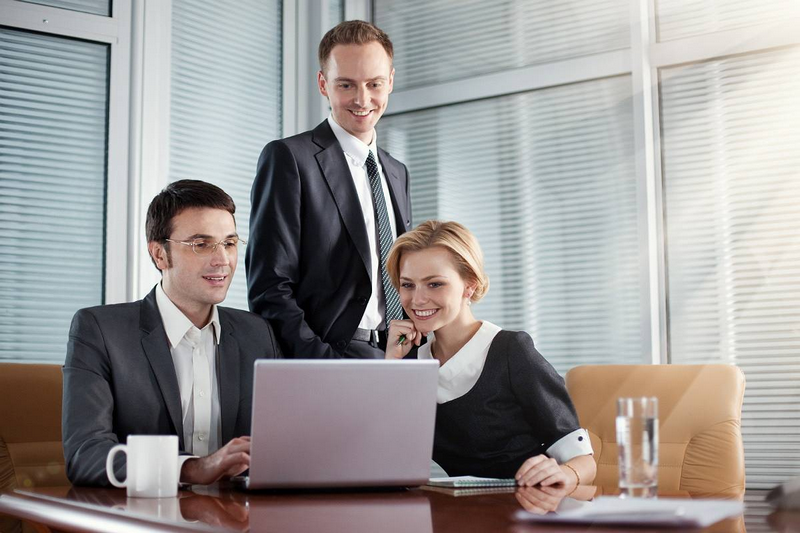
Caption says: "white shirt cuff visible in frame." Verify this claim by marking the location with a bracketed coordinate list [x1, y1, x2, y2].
[546, 428, 594, 464]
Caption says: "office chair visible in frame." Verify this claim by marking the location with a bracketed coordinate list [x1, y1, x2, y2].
[0, 363, 70, 491]
[565, 364, 745, 498]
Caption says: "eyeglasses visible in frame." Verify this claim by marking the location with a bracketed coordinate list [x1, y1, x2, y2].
[165, 237, 246, 256]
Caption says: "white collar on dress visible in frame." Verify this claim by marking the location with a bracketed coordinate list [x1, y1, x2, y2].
[418, 321, 502, 403]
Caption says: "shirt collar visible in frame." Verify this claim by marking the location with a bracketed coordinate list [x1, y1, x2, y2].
[327, 113, 378, 167]
[155, 282, 221, 347]
[418, 321, 502, 377]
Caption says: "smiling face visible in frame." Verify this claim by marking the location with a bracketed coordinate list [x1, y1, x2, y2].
[148, 207, 238, 324]
[398, 246, 476, 335]
[318, 41, 394, 144]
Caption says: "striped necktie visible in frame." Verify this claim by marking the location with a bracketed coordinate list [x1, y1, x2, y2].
[365, 151, 404, 325]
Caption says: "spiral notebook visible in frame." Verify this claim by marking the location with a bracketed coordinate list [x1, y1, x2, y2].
[427, 476, 517, 488]
[423, 485, 518, 497]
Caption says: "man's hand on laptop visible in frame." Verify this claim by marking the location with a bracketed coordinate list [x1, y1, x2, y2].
[180, 436, 251, 485]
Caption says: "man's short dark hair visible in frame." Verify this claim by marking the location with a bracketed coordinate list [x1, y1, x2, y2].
[318, 20, 393, 73]
[146, 180, 236, 269]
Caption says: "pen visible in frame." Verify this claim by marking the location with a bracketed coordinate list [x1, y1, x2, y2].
[396, 334, 406, 346]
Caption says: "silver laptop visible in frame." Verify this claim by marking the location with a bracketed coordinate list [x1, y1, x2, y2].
[246, 359, 439, 489]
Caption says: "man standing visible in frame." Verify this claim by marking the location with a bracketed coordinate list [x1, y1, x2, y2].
[63, 180, 281, 486]
[247, 20, 412, 359]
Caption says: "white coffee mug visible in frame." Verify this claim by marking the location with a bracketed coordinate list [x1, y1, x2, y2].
[106, 435, 179, 498]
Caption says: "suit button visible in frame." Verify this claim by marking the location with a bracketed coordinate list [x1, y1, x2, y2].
[336, 340, 347, 350]
[357, 297, 367, 305]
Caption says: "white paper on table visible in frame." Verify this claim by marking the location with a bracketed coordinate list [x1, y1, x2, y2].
[515, 496, 744, 528]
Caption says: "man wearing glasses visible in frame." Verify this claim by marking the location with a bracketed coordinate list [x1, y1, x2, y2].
[62, 180, 281, 487]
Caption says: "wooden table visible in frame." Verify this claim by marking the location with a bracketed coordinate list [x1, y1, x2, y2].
[0, 482, 781, 532]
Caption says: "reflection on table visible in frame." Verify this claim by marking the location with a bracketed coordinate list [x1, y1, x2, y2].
[0, 480, 772, 533]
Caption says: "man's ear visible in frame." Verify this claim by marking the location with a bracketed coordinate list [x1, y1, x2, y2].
[318, 70, 329, 98]
[148, 241, 170, 271]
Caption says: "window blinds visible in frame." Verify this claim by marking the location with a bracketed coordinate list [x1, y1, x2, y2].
[19, 0, 111, 17]
[329, 0, 343, 27]
[170, 0, 282, 310]
[0, 28, 108, 362]
[656, 0, 800, 42]
[374, 0, 630, 91]
[379, 75, 646, 374]
[661, 46, 800, 488]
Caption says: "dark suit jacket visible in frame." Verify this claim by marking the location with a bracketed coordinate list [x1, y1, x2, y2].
[246, 120, 412, 358]
[62, 287, 281, 486]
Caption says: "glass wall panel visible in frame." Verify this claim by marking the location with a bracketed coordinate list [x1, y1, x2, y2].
[170, 0, 282, 309]
[662, 46, 800, 488]
[0, 28, 108, 362]
[329, 0, 343, 27]
[375, 0, 630, 90]
[380, 75, 645, 373]
[657, 0, 799, 42]
[20, 0, 111, 17]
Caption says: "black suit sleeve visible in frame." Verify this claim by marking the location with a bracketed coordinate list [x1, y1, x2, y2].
[62, 309, 124, 486]
[506, 332, 581, 451]
[246, 140, 338, 359]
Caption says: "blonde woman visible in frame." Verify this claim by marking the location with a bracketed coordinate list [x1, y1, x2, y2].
[385, 220, 596, 488]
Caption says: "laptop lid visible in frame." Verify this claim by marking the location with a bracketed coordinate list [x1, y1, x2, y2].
[247, 359, 439, 489]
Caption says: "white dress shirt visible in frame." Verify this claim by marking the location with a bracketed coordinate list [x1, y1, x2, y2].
[156, 283, 222, 457]
[418, 321, 593, 464]
[328, 114, 398, 330]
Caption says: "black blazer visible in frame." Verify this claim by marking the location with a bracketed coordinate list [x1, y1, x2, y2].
[246, 120, 412, 358]
[62, 288, 281, 486]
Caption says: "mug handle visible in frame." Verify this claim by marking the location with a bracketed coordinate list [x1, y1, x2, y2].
[106, 444, 127, 488]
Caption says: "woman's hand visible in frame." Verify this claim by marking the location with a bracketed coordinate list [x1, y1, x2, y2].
[515, 484, 570, 514]
[515, 484, 597, 514]
[515, 455, 575, 487]
[384, 319, 422, 359]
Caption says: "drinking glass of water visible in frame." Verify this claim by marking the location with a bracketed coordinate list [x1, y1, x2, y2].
[616, 397, 658, 498]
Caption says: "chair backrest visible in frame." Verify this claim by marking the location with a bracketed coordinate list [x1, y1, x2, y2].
[0, 363, 70, 490]
[565, 364, 745, 497]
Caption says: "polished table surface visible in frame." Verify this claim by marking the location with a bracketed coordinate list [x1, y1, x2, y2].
[0, 482, 786, 533]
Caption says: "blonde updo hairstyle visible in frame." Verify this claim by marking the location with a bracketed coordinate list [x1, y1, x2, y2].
[386, 220, 489, 303]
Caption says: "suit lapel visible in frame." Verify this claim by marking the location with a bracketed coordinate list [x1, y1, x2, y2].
[378, 148, 411, 234]
[313, 121, 372, 273]
[217, 309, 241, 445]
[139, 289, 185, 449]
